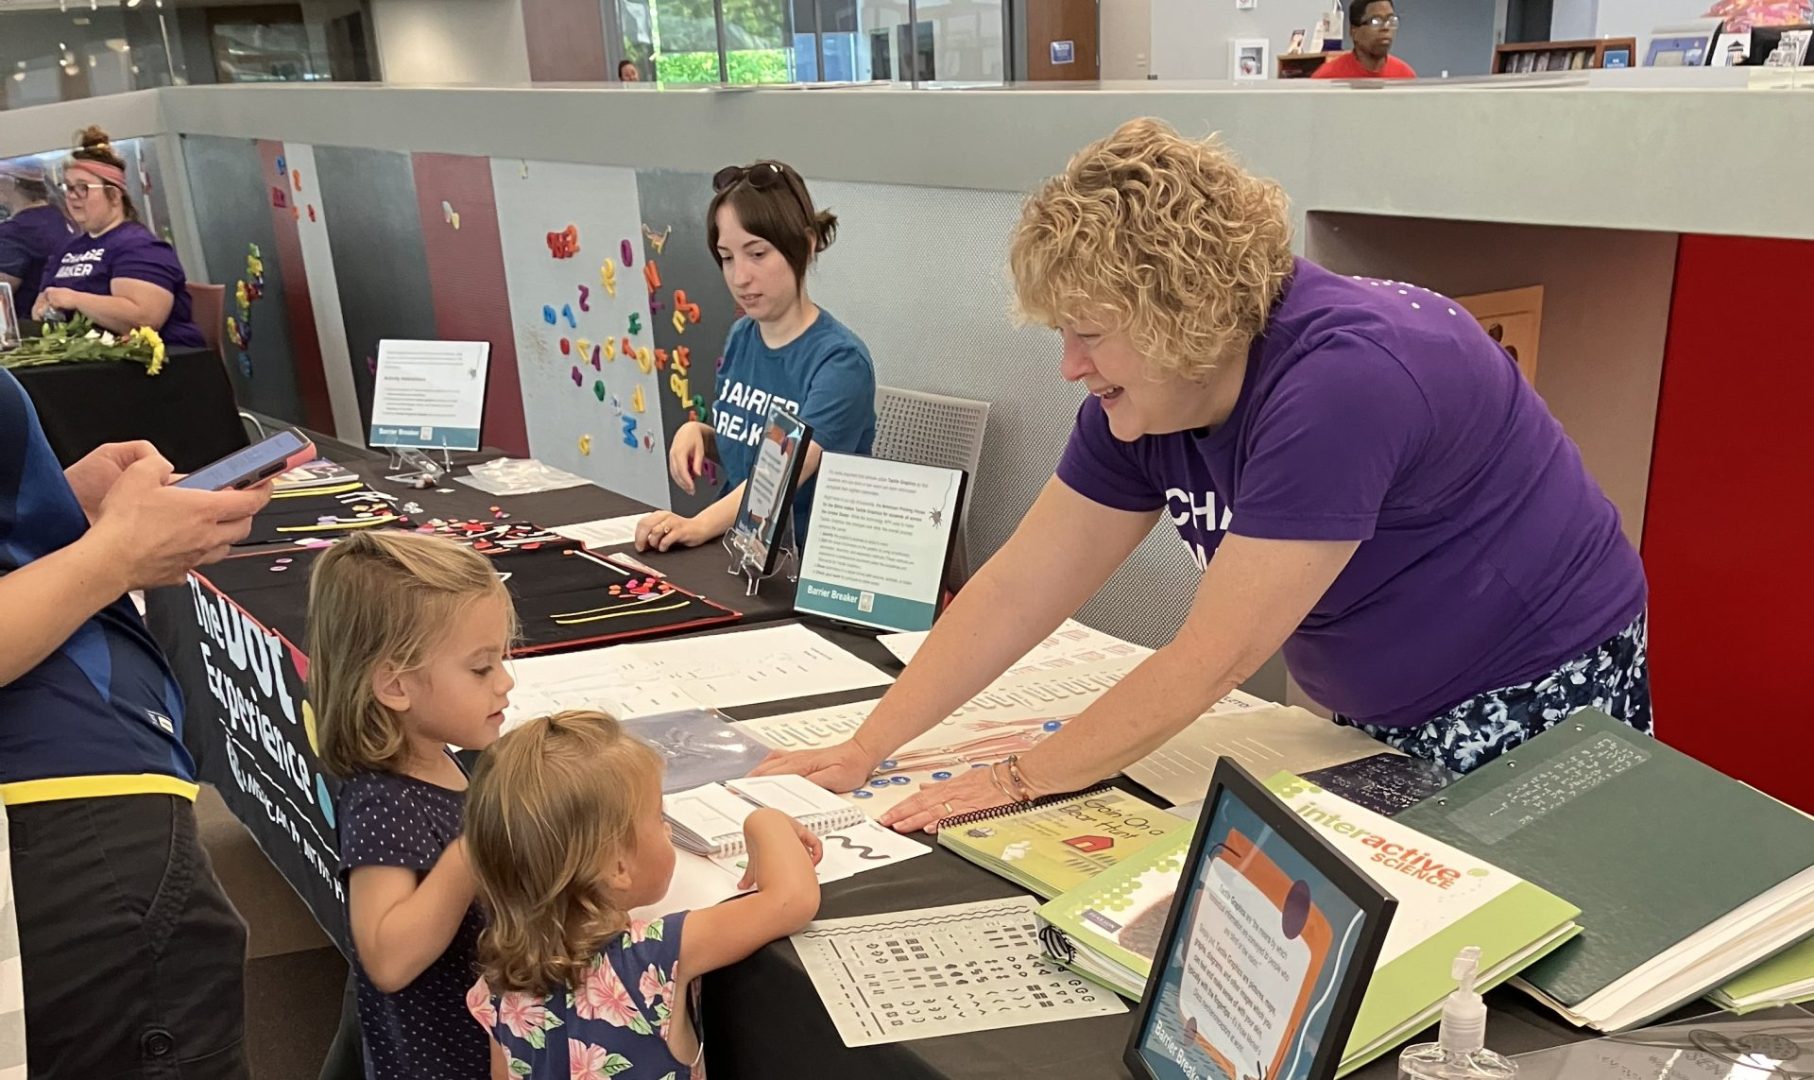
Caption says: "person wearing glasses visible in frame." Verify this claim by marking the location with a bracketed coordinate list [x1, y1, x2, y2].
[1313, 0, 1417, 79]
[635, 160, 876, 553]
[0, 158, 73, 324]
[754, 119, 1648, 832]
[30, 126, 207, 350]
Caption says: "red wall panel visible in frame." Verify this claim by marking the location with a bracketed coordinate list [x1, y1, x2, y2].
[257, 139, 334, 432]
[1643, 234, 1814, 811]
[409, 153, 528, 457]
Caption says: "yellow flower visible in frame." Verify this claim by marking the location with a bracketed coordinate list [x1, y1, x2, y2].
[137, 325, 167, 374]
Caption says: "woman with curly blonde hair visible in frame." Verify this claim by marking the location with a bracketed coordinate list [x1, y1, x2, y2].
[758, 118, 1649, 828]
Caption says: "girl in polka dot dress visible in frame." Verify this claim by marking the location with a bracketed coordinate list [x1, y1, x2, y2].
[308, 530, 519, 1079]
[463, 711, 822, 1079]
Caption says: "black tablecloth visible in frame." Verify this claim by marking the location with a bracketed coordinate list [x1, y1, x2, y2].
[13, 348, 249, 472]
[143, 432, 1650, 1078]
[142, 436, 808, 951]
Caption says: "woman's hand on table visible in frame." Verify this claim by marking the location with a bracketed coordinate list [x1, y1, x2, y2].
[748, 739, 878, 795]
[666, 423, 709, 496]
[633, 510, 712, 552]
[880, 766, 1016, 835]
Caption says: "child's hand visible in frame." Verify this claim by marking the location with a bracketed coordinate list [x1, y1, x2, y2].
[737, 809, 822, 890]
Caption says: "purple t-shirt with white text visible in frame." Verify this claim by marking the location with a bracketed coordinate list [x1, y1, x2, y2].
[0, 205, 73, 322]
[1057, 259, 1646, 727]
[38, 220, 206, 350]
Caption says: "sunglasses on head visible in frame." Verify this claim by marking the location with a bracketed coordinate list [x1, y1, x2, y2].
[712, 162, 787, 193]
[712, 161, 813, 225]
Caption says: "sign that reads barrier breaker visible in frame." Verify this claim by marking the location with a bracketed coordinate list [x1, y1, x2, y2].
[180, 574, 349, 951]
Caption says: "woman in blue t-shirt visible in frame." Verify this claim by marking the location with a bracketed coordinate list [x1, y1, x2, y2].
[31, 126, 206, 350]
[754, 118, 1651, 829]
[634, 160, 876, 553]
[0, 158, 72, 324]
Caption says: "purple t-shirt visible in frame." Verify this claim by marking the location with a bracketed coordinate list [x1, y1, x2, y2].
[0, 205, 73, 322]
[1057, 259, 1646, 727]
[39, 221, 206, 350]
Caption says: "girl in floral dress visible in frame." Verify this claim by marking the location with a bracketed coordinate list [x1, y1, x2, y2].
[464, 711, 821, 1078]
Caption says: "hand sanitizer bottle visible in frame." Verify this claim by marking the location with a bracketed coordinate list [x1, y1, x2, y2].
[1398, 947, 1518, 1080]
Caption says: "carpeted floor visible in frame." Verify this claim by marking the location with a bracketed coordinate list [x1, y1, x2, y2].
[197, 785, 346, 1079]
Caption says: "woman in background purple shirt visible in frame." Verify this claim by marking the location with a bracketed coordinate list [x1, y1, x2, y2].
[30, 126, 205, 351]
[0, 158, 72, 324]
[757, 118, 1651, 831]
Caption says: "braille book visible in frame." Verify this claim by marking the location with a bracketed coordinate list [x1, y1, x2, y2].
[937, 787, 1189, 899]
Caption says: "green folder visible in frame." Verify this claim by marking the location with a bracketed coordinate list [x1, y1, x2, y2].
[1398, 710, 1814, 1032]
[1710, 936, 1814, 1014]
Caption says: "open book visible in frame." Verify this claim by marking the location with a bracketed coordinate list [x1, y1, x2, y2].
[664, 773, 870, 857]
[937, 786, 1189, 899]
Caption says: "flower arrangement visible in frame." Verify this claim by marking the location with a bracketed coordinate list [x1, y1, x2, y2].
[0, 316, 168, 375]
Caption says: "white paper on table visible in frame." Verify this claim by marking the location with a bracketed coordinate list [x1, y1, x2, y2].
[632, 825, 929, 923]
[550, 515, 646, 549]
[738, 656, 1209, 819]
[792, 896, 1125, 1047]
[706, 820, 928, 886]
[878, 617, 1154, 675]
[1123, 703, 1386, 807]
[504, 624, 893, 728]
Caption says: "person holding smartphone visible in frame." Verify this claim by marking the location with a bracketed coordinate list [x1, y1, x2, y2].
[0, 365, 269, 1076]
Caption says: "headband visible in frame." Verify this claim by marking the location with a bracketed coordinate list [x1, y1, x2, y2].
[67, 160, 128, 189]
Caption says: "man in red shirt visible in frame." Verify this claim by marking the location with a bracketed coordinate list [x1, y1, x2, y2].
[1313, 0, 1417, 79]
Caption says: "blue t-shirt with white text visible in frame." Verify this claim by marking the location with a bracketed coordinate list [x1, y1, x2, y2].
[0, 367, 195, 801]
[713, 309, 876, 544]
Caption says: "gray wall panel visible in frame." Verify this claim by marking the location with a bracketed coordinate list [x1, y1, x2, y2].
[179, 134, 304, 422]
[635, 168, 739, 516]
[312, 144, 437, 430]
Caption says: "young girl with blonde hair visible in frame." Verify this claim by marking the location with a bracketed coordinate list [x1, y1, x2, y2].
[465, 711, 821, 1078]
[309, 529, 517, 1078]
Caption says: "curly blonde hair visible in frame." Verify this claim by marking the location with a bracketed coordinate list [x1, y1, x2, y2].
[1010, 117, 1295, 381]
[466, 710, 664, 996]
[307, 530, 514, 777]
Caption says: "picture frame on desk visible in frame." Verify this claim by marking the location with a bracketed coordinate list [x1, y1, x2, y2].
[1123, 759, 1396, 1080]
[1287, 29, 1307, 54]
[1645, 19, 1723, 67]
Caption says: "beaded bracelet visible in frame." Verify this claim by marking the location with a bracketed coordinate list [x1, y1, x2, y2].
[1003, 755, 1036, 804]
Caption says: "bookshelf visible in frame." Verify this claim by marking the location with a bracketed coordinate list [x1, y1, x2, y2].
[1278, 52, 1330, 79]
[1493, 37, 1638, 75]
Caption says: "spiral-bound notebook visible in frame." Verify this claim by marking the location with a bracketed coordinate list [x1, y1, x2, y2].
[937, 786, 1189, 899]
[664, 774, 868, 857]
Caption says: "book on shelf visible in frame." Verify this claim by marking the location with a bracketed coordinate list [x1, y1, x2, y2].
[1038, 773, 1581, 1076]
[1398, 709, 1814, 1032]
[937, 786, 1189, 899]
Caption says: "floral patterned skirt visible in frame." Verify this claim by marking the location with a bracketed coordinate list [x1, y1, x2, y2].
[1340, 612, 1651, 774]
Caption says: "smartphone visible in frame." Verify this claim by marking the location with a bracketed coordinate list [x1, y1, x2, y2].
[173, 429, 318, 491]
